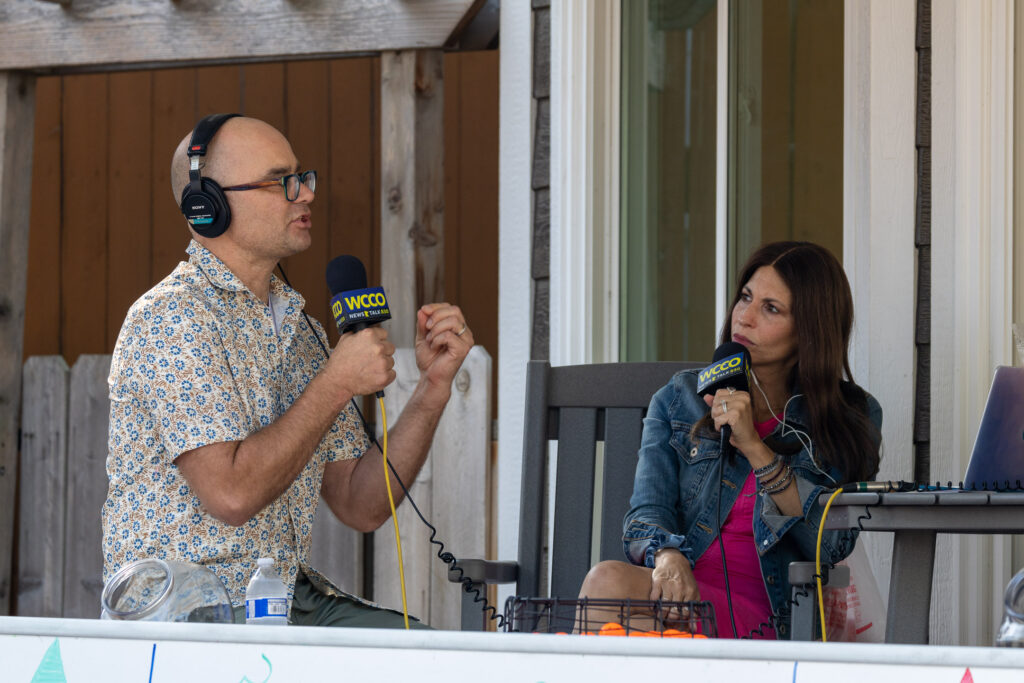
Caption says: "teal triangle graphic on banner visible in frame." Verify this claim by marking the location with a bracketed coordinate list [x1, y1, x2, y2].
[31, 639, 67, 683]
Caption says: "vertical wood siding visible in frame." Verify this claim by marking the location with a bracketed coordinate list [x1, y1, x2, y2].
[23, 52, 498, 372]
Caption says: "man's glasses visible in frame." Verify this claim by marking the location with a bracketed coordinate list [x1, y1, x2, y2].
[222, 170, 317, 202]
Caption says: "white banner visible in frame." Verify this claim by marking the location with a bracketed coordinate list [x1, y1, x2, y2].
[3, 618, 1022, 683]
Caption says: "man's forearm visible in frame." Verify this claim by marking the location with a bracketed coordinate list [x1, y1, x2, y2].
[342, 379, 451, 529]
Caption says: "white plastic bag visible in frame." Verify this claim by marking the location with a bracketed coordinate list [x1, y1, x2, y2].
[822, 542, 888, 642]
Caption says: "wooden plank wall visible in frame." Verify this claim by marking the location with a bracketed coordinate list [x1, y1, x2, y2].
[22, 51, 499, 380]
[62, 355, 110, 619]
[17, 355, 110, 619]
[17, 356, 68, 618]
[0, 72, 37, 616]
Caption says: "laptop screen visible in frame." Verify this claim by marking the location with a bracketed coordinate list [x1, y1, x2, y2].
[964, 365, 1024, 491]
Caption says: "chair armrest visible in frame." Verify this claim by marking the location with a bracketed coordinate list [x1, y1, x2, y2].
[447, 559, 518, 585]
[788, 561, 851, 641]
[788, 561, 850, 588]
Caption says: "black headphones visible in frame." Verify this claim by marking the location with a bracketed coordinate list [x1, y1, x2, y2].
[179, 113, 241, 238]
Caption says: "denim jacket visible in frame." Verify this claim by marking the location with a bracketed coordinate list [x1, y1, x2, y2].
[622, 368, 883, 639]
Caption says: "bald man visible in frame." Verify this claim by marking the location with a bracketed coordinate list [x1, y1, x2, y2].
[102, 115, 473, 628]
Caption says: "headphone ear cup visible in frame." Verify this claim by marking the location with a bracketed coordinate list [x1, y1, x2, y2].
[180, 178, 231, 238]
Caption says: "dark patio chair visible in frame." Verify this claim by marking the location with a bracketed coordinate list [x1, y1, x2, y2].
[450, 359, 843, 640]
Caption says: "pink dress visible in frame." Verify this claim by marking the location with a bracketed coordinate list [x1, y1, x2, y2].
[690, 417, 779, 639]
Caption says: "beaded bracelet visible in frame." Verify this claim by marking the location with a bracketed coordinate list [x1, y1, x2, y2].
[752, 453, 782, 479]
[759, 471, 788, 496]
[757, 464, 786, 487]
[763, 467, 794, 495]
[760, 465, 794, 495]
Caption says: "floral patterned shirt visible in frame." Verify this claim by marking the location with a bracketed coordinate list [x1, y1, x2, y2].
[102, 240, 369, 609]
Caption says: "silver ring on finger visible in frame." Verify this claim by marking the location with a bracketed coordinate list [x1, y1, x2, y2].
[456, 323, 468, 336]
[721, 400, 728, 413]
[728, 387, 736, 394]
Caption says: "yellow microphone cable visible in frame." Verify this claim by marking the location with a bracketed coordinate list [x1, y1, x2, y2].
[815, 487, 844, 642]
[816, 481, 905, 641]
[378, 396, 410, 629]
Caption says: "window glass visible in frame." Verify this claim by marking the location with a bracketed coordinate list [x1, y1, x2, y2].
[729, 0, 844, 277]
[619, 0, 843, 362]
[620, 0, 718, 362]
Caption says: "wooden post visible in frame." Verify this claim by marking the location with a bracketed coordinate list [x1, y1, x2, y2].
[17, 356, 69, 617]
[426, 345, 491, 628]
[63, 355, 111, 618]
[380, 50, 445, 347]
[0, 70, 36, 615]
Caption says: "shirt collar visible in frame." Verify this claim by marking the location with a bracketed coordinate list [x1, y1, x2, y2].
[186, 239, 247, 293]
[186, 239, 306, 311]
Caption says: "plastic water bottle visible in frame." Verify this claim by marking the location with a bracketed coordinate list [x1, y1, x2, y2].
[245, 558, 288, 625]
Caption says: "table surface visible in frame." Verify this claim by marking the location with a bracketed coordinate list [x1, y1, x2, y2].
[818, 489, 1024, 645]
[822, 490, 1024, 532]
[825, 490, 1024, 505]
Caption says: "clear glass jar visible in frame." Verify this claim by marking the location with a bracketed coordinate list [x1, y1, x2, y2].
[101, 558, 233, 623]
[997, 568, 1024, 646]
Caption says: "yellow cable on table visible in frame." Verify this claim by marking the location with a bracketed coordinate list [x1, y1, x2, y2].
[816, 487, 844, 643]
[379, 396, 410, 629]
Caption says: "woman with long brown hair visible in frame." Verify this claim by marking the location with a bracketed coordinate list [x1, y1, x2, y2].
[578, 241, 882, 639]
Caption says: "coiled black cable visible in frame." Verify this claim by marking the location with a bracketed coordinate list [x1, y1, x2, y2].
[346, 396, 507, 629]
[280, 264, 505, 629]
[741, 481, 887, 640]
[740, 477, 1024, 639]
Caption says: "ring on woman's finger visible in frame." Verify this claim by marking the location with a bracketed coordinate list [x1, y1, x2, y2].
[721, 400, 728, 413]
[728, 387, 736, 394]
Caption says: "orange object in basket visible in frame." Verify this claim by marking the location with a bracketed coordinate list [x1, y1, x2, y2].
[661, 629, 694, 638]
[599, 622, 627, 636]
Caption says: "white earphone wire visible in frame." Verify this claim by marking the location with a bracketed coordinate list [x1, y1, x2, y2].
[749, 368, 836, 485]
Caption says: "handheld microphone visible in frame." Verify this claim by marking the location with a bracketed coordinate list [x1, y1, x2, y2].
[696, 341, 752, 458]
[325, 255, 392, 397]
[699, 341, 750, 638]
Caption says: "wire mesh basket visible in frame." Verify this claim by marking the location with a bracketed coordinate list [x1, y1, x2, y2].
[503, 597, 717, 637]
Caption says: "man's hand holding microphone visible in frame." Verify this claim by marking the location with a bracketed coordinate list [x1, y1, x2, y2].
[327, 327, 396, 400]
[324, 255, 473, 404]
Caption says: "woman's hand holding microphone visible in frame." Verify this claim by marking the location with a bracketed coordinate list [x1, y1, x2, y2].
[704, 388, 761, 453]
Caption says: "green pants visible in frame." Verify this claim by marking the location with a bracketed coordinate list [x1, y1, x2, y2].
[233, 572, 429, 629]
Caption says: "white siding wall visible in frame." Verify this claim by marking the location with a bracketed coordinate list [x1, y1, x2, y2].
[930, 0, 1015, 647]
[496, 1, 533, 609]
[843, 0, 918, 631]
